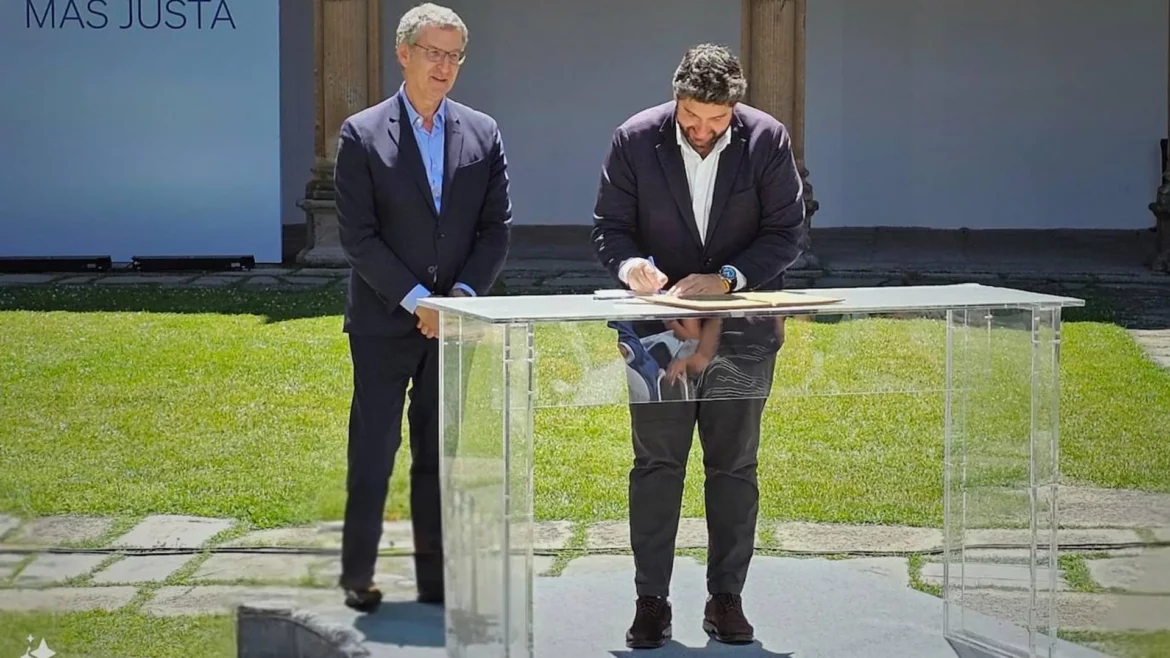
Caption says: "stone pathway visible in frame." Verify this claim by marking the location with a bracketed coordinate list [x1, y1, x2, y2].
[2, 487, 1169, 633]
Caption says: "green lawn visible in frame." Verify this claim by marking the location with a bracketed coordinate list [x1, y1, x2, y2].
[1, 285, 1167, 529]
[0, 610, 234, 658]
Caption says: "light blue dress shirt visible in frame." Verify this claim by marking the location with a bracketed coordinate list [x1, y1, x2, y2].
[398, 85, 475, 313]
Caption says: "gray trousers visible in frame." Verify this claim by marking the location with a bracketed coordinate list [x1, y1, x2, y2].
[628, 346, 777, 598]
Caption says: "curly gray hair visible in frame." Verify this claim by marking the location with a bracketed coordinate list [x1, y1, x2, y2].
[672, 44, 747, 105]
[395, 3, 468, 47]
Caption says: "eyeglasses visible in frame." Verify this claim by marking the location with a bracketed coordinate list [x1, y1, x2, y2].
[412, 43, 465, 66]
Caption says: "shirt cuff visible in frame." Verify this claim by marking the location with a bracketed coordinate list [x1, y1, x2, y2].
[452, 282, 477, 297]
[617, 257, 650, 285]
[400, 283, 431, 313]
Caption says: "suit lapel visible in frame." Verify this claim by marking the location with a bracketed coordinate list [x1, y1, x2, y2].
[388, 93, 439, 218]
[704, 120, 746, 246]
[656, 115, 703, 247]
[440, 105, 463, 220]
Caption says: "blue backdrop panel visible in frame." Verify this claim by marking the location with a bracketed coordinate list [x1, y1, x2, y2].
[1, 0, 281, 262]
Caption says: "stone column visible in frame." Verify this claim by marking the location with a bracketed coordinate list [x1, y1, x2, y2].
[1149, 2, 1170, 272]
[742, 0, 820, 269]
[297, 0, 384, 266]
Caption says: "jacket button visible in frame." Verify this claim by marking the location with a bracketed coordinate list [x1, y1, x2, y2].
[704, 258, 712, 266]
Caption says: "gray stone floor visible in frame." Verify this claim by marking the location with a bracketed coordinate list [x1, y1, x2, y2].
[291, 556, 1113, 658]
[1, 495, 1168, 635]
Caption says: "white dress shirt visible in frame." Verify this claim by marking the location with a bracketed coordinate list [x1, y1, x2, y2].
[618, 120, 745, 290]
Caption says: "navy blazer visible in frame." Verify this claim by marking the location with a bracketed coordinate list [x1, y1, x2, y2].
[591, 101, 805, 292]
[334, 90, 512, 336]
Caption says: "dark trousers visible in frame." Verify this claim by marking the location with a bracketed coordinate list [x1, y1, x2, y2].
[340, 332, 442, 594]
[626, 319, 781, 598]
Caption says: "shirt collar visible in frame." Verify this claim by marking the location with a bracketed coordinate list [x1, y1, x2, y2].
[400, 83, 446, 130]
[675, 115, 731, 160]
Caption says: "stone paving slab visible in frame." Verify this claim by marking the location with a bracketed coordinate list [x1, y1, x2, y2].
[309, 555, 419, 590]
[145, 585, 351, 617]
[956, 528, 1147, 561]
[242, 275, 284, 288]
[1055, 486, 1170, 528]
[15, 554, 107, 586]
[91, 554, 195, 584]
[920, 561, 1069, 591]
[0, 553, 25, 579]
[1130, 329, 1170, 369]
[560, 554, 638, 576]
[533, 520, 573, 550]
[954, 590, 1170, 632]
[0, 586, 138, 612]
[0, 515, 18, 540]
[282, 276, 334, 286]
[837, 556, 911, 589]
[111, 514, 233, 549]
[55, 275, 97, 284]
[186, 275, 237, 287]
[313, 520, 415, 549]
[224, 525, 338, 548]
[193, 554, 325, 584]
[773, 522, 942, 553]
[94, 275, 195, 285]
[1154, 527, 1170, 542]
[586, 518, 716, 550]
[0, 274, 56, 284]
[235, 520, 574, 552]
[1085, 549, 1170, 594]
[7, 515, 114, 546]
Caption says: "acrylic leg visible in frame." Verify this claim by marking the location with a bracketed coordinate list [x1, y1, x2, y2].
[439, 317, 535, 657]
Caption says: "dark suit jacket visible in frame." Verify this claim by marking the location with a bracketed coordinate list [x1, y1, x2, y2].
[591, 101, 805, 292]
[334, 90, 511, 337]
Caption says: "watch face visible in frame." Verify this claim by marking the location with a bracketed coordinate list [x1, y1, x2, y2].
[720, 265, 736, 281]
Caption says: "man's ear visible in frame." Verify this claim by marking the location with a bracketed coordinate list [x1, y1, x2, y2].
[396, 43, 410, 69]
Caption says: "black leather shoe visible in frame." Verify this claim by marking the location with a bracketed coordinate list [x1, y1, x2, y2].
[703, 593, 754, 644]
[417, 588, 444, 606]
[625, 595, 672, 649]
[343, 586, 383, 613]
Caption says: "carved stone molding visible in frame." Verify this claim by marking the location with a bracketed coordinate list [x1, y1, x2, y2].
[298, 0, 382, 265]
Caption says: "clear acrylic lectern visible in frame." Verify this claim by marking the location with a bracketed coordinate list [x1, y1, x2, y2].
[420, 284, 1088, 658]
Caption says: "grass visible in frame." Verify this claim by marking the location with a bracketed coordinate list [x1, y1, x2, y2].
[0, 610, 234, 658]
[1058, 553, 1102, 593]
[1060, 630, 1170, 658]
[1, 285, 1168, 530]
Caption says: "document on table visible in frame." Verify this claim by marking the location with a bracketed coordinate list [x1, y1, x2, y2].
[636, 290, 844, 310]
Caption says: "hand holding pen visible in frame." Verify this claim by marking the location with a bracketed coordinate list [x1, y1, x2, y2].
[626, 255, 668, 295]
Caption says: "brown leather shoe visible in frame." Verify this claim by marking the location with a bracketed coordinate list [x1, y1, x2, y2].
[625, 595, 672, 649]
[703, 593, 754, 644]
[343, 586, 383, 613]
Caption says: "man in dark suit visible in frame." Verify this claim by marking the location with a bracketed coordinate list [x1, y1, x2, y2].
[333, 2, 511, 613]
[591, 43, 806, 648]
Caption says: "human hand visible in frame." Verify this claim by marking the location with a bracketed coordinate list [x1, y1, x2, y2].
[666, 353, 712, 383]
[665, 318, 702, 341]
[669, 273, 727, 297]
[416, 306, 440, 339]
[626, 258, 668, 294]
[449, 287, 472, 297]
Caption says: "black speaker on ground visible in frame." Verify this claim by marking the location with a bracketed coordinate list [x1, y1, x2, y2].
[0, 256, 112, 273]
[130, 255, 256, 272]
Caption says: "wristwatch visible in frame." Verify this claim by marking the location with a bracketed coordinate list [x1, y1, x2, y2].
[718, 265, 737, 293]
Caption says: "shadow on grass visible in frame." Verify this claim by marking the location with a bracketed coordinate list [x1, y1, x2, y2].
[0, 285, 346, 323]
